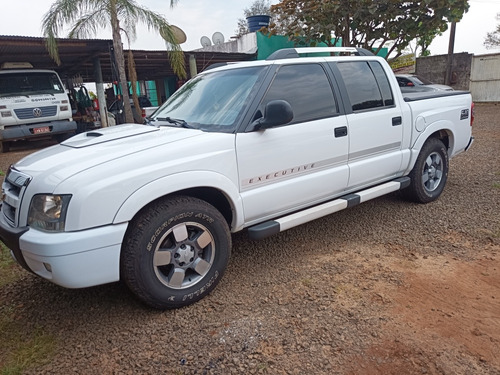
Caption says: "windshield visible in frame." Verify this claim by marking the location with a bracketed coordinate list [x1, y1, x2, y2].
[0, 72, 65, 97]
[151, 66, 268, 132]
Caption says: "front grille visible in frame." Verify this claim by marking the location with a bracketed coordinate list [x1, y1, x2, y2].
[1, 167, 31, 227]
[14, 105, 57, 120]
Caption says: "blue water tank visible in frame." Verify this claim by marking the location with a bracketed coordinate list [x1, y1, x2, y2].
[246, 15, 271, 32]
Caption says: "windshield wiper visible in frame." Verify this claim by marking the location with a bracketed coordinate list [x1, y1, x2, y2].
[155, 117, 193, 128]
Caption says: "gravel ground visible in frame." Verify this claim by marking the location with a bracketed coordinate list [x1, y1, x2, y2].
[0, 103, 499, 374]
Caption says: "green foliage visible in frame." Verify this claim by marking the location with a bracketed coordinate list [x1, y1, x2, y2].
[244, 0, 273, 17]
[41, 0, 186, 123]
[269, 0, 470, 58]
[42, 0, 185, 77]
[484, 24, 500, 49]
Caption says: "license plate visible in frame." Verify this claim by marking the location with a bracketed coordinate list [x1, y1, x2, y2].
[33, 126, 50, 134]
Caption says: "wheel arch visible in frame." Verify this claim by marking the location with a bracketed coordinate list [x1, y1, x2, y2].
[406, 122, 454, 174]
[113, 171, 243, 231]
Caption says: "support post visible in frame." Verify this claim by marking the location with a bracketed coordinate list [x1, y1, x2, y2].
[445, 21, 456, 86]
[93, 57, 108, 127]
[189, 54, 197, 78]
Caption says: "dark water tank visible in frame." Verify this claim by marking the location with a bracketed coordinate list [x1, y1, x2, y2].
[246, 15, 271, 32]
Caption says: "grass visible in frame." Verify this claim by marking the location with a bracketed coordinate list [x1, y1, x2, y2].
[0, 245, 56, 374]
[0, 243, 20, 288]
[0, 319, 56, 375]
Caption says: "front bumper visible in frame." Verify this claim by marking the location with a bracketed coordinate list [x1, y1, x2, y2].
[0, 212, 127, 288]
[0, 120, 77, 141]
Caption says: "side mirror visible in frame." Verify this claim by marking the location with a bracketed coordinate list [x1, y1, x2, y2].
[252, 100, 293, 130]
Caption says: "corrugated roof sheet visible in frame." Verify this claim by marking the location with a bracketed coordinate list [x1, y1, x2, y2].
[0, 35, 256, 82]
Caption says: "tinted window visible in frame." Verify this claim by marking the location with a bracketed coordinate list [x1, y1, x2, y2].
[337, 61, 393, 111]
[396, 77, 410, 87]
[370, 62, 394, 106]
[260, 64, 337, 124]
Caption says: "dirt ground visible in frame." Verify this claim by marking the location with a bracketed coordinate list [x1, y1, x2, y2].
[0, 103, 499, 374]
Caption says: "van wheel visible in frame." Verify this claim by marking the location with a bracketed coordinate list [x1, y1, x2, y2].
[54, 133, 72, 143]
[121, 196, 231, 309]
[403, 138, 449, 203]
[1, 141, 10, 153]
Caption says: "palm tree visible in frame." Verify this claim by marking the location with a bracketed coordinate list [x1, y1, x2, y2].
[42, 0, 186, 124]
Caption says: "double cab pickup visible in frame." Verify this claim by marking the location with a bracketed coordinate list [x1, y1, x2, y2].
[0, 47, 473, 309]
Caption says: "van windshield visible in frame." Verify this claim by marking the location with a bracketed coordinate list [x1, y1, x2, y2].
[0, 72, 65, 97]
[151, 66, 268, 132]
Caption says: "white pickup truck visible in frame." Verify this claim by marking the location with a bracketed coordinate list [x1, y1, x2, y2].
[0, 47, 473, 309]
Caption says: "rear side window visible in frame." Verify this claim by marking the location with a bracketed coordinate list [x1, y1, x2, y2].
[336, 61, 394, 111]
[259, 64, 338, 124]
[370, 62, 394, 106]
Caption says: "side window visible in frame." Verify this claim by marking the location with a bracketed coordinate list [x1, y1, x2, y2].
[336, 61, 393, 111]
[259, 64, 338, 124]
[370, 62, 394, 106]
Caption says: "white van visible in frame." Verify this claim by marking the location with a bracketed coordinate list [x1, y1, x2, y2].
[0, 62, 77, 152]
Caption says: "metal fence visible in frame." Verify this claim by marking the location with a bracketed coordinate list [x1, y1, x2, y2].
[470, 53, 500, 102]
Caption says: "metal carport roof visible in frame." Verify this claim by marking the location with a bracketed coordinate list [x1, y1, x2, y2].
[0, 35, 256, 83]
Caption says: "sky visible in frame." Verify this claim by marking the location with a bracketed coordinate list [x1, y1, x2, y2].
[0, 0, 499, 56]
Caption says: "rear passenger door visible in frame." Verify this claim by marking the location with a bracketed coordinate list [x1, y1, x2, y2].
[333, 61, 404, 189]
[236, 63, 349, 223]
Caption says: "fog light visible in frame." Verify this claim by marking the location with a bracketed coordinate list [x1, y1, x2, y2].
[43, 263, 52, 272]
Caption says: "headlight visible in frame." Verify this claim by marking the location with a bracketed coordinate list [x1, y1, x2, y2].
[28, 194, 71, 232]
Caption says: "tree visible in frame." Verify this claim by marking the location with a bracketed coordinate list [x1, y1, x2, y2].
[484, 24, 500, 49]
[42, 0, 186, 124]
[269, 0, 469, 58]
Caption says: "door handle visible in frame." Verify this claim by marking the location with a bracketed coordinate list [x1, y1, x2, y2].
[392, 116, 402, 126]
[334, 126, 348, 137]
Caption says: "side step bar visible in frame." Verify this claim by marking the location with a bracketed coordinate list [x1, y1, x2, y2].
[247, 177, 410, 240]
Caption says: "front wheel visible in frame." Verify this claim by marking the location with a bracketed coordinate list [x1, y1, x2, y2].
[1, 141, 10, 153]
[403, 137, 449, 203]
[121, 196, 231, 309]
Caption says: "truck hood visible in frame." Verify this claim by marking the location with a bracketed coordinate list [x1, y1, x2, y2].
[14, 124, 204, 187]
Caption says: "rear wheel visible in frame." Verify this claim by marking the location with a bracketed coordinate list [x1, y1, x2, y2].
[403, 137, 449, 203]
[121, 196, 231, 309]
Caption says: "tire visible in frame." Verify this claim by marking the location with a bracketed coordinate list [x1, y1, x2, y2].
[403, 137, 449, 203]
[1, 141, 10, 153]
[54, 133, 70, 143]
[121, 196, 231, 309]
